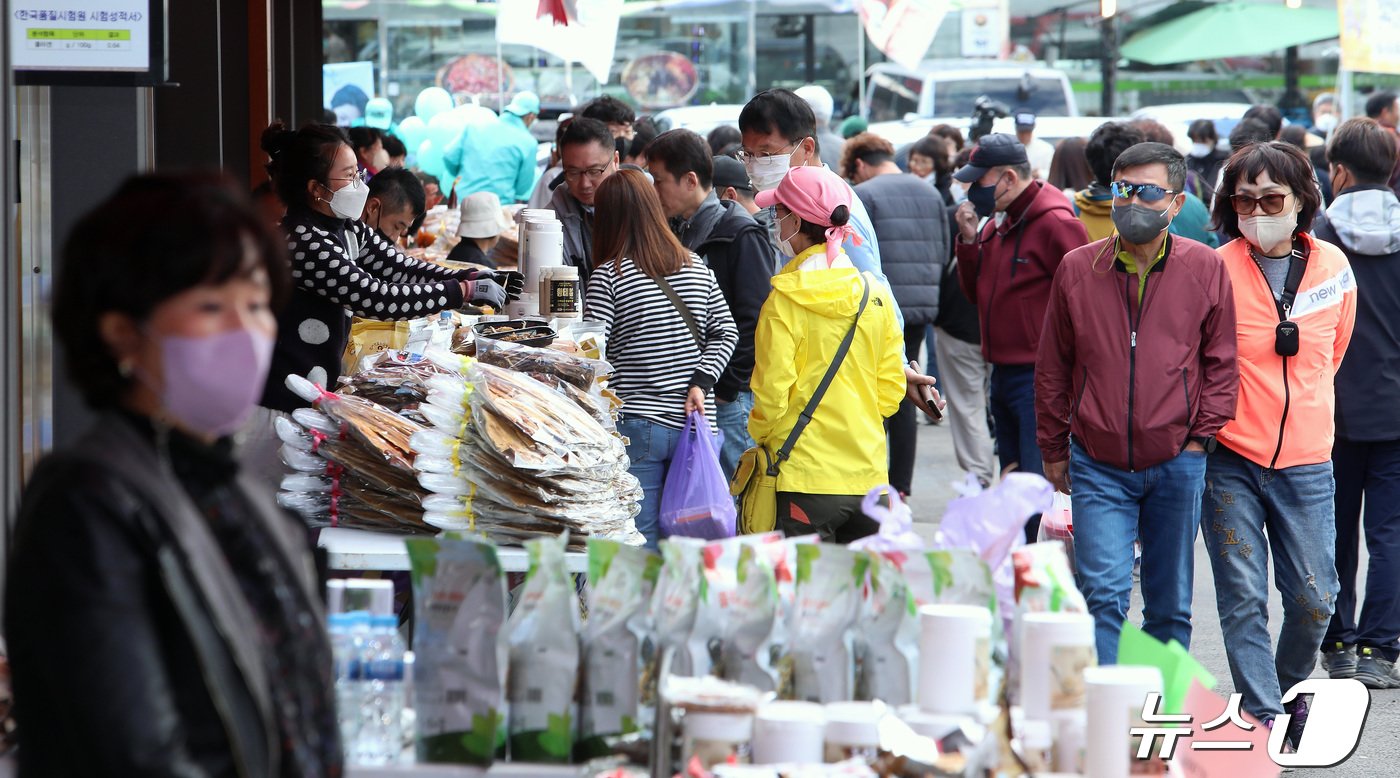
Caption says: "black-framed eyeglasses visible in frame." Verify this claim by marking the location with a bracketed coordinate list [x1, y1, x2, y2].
[563, 165, 613, 184]
[1110, 181, 1178, 203]
[1229, 191, 1292, 216]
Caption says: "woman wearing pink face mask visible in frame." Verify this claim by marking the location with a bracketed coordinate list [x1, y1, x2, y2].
[6, 175, 342, 776]
[748, 165, 907, 542]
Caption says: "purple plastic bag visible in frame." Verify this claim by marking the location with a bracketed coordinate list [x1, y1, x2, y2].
[935, 472, 1054, 644]
[659, 411, 737, 540]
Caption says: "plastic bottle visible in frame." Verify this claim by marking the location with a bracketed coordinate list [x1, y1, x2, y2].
[355, 614, 407, 765]
[330, 612, 370, 759]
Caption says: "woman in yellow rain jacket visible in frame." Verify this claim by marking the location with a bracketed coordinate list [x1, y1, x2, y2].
[749, 165, 906, 542]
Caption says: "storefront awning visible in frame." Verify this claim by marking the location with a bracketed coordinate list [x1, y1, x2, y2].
[1120, 2, 1340, 66]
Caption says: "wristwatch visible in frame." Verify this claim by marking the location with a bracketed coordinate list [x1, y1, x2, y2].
[1189, 435, 1218, 454]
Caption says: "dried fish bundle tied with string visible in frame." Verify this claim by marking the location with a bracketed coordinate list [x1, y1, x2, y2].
[337, 349, 456, 423]
[409, 348, 643, 547]
[276, 376, 435, 535]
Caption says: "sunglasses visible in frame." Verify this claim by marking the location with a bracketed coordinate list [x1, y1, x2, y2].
[1109, 181, 1178, 203]
[1228, 192, 1292, 216]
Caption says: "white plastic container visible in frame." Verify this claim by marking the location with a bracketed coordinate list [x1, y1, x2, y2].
[752, 701, 824, 765]
[917, 604, 992, 715]
[1021, 611, 1096, 719]
[823, 701, 882, 763]
[1084, 665, 1163, 778]
[683, 711, 753, 769]
[521, 216, 563, 287]
[1053, 709, 1087, 773]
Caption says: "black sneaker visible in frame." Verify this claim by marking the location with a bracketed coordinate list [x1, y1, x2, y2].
[1353, 647, 1400, 690]
[1321, 642, 1358, 679]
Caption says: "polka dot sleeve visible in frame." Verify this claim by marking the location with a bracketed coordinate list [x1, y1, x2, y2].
[286, 223, 465, 320]
[351, 221, 480, 286]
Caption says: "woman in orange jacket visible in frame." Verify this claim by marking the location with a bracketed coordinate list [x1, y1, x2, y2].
[1204, 142, 1357, 742]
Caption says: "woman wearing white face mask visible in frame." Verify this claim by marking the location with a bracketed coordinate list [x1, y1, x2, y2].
[1204, 141, 1357, 741]
[748, 166, 906, 542]
[256, 121, 521, 415]
[7, 174, 343, 776]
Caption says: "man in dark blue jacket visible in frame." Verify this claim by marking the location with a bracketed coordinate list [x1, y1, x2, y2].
[1313, 117, 1400, 689]
[846, 132, 947, 496]
[647, 129, 776, 478]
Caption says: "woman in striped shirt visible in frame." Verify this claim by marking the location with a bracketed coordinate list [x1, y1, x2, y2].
[585, 169, 739, 548]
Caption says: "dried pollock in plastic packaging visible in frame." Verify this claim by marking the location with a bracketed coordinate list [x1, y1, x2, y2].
[855, 551, 918, 706]
[648, 538, 707, 684]
[577, 539, 662, 760]
[690, 535, 782, 691]
[783, 543, 867, 703]
[506, 532, 580, 763]
[405, 535, 507, 766]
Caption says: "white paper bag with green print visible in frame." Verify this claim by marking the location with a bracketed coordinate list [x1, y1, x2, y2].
[577, 538, 661, 760]
[506, 532, 579, 763]
[405, 535, 508, 766]
[781, 543, 867, 703]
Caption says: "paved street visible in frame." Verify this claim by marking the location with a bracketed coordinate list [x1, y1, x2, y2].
[906, 420, 1399, 775]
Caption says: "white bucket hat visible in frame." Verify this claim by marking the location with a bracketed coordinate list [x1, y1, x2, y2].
[456, 192, 513, 239]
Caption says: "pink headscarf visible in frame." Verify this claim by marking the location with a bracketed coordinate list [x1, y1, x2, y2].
[755, 165, 862, 266]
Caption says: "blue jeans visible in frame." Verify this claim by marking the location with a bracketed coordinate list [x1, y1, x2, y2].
[1326, 438, 1400, 658]
[991, 364, 1043, 539]
[715, 391, 755, 482]
[1070, 440, 1205, 664]
[618, 416, 683, 550]
[1202, 447, 1338, 722]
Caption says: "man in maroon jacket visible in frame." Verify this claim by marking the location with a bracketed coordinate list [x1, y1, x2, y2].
[954, 134, 1089, 540]
[1035, 142, 1239, 664]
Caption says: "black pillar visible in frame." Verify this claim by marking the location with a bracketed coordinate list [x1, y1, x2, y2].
[1101, 15, 1118, 117]
[805, 14, 816, 84]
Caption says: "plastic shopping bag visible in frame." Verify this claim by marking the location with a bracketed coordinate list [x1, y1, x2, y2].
[660, 411, 737, 540]
[1037, 491, 1075, 575]
[849, 485, 925, 553]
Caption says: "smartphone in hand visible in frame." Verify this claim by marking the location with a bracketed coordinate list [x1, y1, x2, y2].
[909, 360, 945, 421]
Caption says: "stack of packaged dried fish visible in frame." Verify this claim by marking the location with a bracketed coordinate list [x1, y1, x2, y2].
[464, 336, 620, 432]
[277, 375, 437, 535]
[409, 347, 643, 547]
[337, 348, 457, 425]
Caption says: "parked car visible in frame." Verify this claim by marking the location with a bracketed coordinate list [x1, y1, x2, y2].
[1130, 102, 1254, 152]
[863, 60, 1079, 123]
[867, 115, 1111, 154]
[652, 103, 746, 139]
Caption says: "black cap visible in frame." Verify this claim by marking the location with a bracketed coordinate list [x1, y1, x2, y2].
[1014, 107, 1037, 129]
[712, 155, 752, 194]
[953, 134, 1030, 183]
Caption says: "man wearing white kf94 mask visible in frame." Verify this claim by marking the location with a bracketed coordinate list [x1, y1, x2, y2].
[737, 88, 943, 418]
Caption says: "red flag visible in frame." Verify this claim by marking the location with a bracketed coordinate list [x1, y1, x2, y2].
[537, 0, 578, 26]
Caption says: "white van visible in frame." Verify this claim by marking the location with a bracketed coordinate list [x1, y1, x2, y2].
[863, 60, 1079, 124]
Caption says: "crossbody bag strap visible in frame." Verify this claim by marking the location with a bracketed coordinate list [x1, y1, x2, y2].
[770, 278, 871, 476]
[654, 274, 704, 349]
[1278, 239, 1311, 318]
